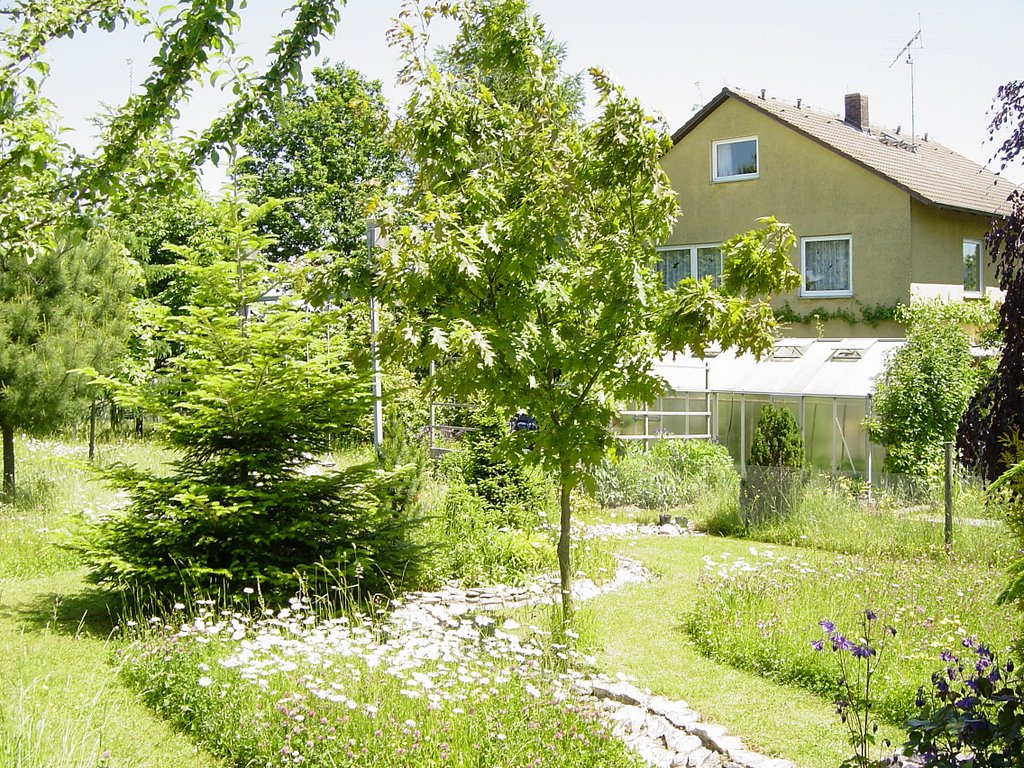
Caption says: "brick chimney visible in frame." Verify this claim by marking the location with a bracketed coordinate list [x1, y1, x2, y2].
[844, 93, 869, 131]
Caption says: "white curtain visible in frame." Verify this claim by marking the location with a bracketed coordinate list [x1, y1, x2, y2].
[659, 248, 692, 288]
[804, 239, 850, 292]
[696, 246, 722, 281]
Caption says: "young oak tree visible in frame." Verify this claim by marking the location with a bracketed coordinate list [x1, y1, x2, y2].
[377, 0, 799, 621]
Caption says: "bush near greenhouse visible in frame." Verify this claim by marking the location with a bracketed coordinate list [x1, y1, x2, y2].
[744, 405, 805, 523]
[592, 439, 737, 511]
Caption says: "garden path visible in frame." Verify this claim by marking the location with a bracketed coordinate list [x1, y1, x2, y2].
[400, 522, 801, 768]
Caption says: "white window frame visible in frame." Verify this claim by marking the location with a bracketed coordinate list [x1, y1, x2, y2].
[712, 136, 759, 182]
[800, 234, 853, 298]
[656, 244, 723, 288]
[963, 238, 984, 297]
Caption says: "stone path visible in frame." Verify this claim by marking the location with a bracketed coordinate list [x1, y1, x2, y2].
[401, 522, 799, 768]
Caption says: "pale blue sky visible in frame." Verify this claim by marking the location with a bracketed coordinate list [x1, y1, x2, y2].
[40, 0, 1024, 184]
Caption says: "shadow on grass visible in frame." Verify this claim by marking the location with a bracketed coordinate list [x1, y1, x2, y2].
[1, 585, 126, 640]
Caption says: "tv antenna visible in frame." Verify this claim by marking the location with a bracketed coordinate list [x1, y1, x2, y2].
[889, 15, 923, 146]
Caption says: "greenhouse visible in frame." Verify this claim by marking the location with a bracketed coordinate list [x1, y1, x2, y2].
[616, 338, 906, 479]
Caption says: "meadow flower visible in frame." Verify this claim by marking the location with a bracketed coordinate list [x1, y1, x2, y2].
[198, 676, 213, 687]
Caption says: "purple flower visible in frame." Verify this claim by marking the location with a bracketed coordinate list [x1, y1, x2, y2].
[864, 609, 877, 621]
[852, 644, 875, 659]
[818, 619, 836, 633]
[832, 634, 854, 652]
[915, 687, 926, 708]
[885, 626, 897, 637]
[939, 651, 959, 664]
[955, 696, 978, 710]
[961, 636, 978, 650]
[810, 639, 824, 652]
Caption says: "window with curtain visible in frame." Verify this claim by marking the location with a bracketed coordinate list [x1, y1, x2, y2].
[657, 244, 722, 289]
[801, 236, 852, 296]
[713, 137, 758, 181]
[696, 246, 722, 282]
[657, 247, 691, 288]
[963, 239, 983, 294]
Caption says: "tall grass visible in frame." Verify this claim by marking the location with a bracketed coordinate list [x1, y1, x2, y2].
[683, 543, 1019, 726]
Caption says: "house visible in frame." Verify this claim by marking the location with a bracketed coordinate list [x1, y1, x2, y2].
[660, 88, 1018, 337]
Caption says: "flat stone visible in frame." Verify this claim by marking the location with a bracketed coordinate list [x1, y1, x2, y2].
[610, 705, 647, 736]
[689, 722, 729, 748]
[649, 695, 692, 714]
[691, 749, 723, 768]
[447, 602, 470, 616]
[591, 680, 649, 706]
[727, 750, 775, 768]
[687, 747, 714, 768]
[665, 731, 703, 755]
[630, 737, 675, 768]
[645, 713, 675, 743]
[709, 735, 747, 755]
[652, 701, 701, 730]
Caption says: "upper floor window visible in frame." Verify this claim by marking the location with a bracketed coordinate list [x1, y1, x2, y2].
[712, 137, 758, 182]
[657, 245, 723, 289]
[963, 239, 983, 295]
[801, 235, 852, 297]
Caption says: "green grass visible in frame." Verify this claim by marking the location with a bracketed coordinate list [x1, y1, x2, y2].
[588, 535, 881, 768]
[0, 437, 222, 768]
[0, 571, 223, 767]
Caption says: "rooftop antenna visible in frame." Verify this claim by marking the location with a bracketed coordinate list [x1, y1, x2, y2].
[889, 14, 923, 147]
[692, 81, 703, 113]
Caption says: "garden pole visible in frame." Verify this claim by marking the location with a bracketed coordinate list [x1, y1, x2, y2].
[367, 220, 383, 455]
[944, 440, 953, 551]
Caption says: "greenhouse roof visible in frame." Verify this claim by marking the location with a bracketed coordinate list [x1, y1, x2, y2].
[653, 338, 906, 399]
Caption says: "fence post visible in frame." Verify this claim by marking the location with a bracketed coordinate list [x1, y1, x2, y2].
[944, 440, 954, 551]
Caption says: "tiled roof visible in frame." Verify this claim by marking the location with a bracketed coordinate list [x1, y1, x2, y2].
[672, 88, 1018, 217]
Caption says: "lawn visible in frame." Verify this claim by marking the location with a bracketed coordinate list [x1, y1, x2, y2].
[1, 437, 1019, 768]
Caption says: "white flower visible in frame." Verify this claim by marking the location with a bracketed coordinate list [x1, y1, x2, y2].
[197, 676, 213, 688]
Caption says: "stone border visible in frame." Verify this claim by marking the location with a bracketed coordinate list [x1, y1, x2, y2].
[577, 679, 797, 768]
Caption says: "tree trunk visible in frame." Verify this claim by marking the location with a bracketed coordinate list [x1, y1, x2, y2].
[2, 421, 15, 499]
[557, 473, 574, 627]
[89, 398, 97, 462]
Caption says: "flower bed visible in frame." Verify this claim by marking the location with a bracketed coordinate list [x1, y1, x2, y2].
[683, 546, 1018, 724]
[117, 596, 644, 767]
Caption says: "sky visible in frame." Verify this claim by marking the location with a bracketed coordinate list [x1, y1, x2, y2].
[39, 0, 1024, 186]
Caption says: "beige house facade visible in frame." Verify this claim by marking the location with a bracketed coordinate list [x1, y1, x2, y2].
[661, 88, 1017, 337]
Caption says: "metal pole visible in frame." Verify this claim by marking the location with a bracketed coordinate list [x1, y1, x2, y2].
[740, 394, 746, 479]
[944, 440, 954, 551]
[367, 220, 383, 454]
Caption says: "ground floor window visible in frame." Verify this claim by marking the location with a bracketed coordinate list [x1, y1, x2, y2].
[963, 239, 983, 295]
[657, 244, 722, 289]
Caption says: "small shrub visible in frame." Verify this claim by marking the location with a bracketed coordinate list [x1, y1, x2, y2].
[745, 405, 805, 523]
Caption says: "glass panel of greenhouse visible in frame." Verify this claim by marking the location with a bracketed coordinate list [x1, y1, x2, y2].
[645, 339, 904, 478]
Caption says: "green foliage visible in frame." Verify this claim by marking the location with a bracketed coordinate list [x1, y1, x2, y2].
[593, 439, 737, 510]
[750, 405, 804, 468]
[380, 0, 799, 619]
[959, 81, 1024, 481]
[903, 643, 1024, 768]
[439, 411, 557, 528]
[774, 301, 899, 329]
[683, 544, 1016, 729]
[867, 301, 984, 477]
[0, 231, 137, 496]
[239, 62, 401, 290]
[79, 197, 420, 600]
[423, 476, 554, 586]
